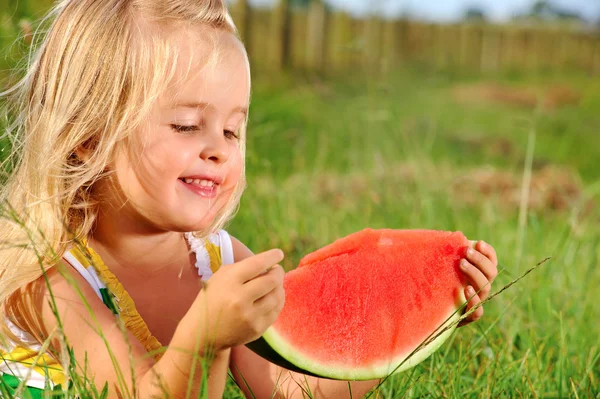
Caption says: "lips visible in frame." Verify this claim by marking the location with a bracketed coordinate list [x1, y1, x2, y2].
[178, 175, 223, 198]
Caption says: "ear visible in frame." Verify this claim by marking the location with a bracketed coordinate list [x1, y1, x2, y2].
[74, 145, 92, 163]
[74, 137, 98, 163]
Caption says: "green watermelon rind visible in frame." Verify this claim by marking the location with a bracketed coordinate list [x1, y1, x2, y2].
[259, 309, 463, 380]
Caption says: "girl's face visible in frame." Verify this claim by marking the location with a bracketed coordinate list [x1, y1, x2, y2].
[106, 28, 249, 233]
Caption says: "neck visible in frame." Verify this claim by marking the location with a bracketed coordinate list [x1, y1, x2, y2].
[89, 204, 188, 275]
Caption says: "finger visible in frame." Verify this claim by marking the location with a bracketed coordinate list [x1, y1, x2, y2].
[465, 246, 497, 283]
[460, 259, 491, 301]
[244, 264, 285, 301]
[254, 285, 285, 315]
[476, 240, 498, 270]
[248, 288, 285, 338]
[459, 286, 484, 327]
[236, 249, 284, 283]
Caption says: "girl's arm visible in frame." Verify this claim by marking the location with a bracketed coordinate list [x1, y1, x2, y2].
[41, 265, 214, 398]
[229, 237, 380, 399]
[231, 345, 379, 399]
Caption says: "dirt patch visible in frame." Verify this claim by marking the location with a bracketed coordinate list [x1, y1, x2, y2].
[254, 162, 594, 217]
[448, 135, 517, 159]
[452, 165, 594, 214]
[452, 83, 581, 111]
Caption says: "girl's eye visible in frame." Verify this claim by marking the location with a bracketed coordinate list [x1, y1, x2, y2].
[170, 124, 198, 133]
[224, 129, 239, 140]
[171, 124, 239, 139]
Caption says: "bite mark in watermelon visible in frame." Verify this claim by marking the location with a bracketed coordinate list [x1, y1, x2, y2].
[247, 229, 470, 380]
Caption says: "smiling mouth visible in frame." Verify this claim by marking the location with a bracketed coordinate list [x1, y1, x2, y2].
[178, 177, 221, 199]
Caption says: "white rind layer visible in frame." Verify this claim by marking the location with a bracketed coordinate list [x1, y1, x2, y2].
[262, 310, 463, 380]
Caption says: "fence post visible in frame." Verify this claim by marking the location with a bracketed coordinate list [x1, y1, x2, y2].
[328, 11, 351, 71]
[536, 28, 552, 72]
[381, 19, 398, 71]
[593, 35, 600, 75]
[231, 0, 250, 43]
[306, 0, 327, 71]
[423, 23, 437, 67]
[507, 27, 525, 72]
[364, 15, 382, 73]
[269, 0, 290, 70]
[288, 9, 308, 69]
[523, 28, 536, 73]
[471, 24, 484, 72]
[583, 33, 596, 74]
[395, 19, 409, 65]
[481, 25, 501, 73]
[432, 24, 445, 69]
[458, 24, 468, 69]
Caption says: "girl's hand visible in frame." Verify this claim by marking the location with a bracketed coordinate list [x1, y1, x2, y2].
[458, 240, 498, 327]
[182, 249, 286, 351]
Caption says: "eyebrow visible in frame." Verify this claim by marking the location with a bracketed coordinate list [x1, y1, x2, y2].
[171, 101, 248, 117]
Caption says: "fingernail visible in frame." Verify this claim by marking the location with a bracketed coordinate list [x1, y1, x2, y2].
[467, 248, 474, 257]
[461, 259, 469, 270]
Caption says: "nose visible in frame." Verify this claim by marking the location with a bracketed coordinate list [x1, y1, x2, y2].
[200, 125, 230, 164]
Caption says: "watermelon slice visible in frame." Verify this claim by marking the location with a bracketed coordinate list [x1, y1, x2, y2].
[247, 229, 470, 380]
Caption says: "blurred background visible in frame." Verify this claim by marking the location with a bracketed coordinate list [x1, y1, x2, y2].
[1, 0, 599, 397]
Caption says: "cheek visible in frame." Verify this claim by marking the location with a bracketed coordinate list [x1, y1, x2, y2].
[227, 146, 244, 181]
[139, 140, 196, 180]
[115, 140, 195, 200]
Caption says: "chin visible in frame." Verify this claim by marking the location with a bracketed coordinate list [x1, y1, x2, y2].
[157, 193, 233, 232]
[168, 209, 225, 233]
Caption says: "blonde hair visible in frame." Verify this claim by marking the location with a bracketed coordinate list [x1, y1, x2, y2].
[0, 0, 248, 344]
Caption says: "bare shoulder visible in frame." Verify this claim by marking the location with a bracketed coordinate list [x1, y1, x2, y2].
[40, 261, 151, 355]
[38, 262, 153, 394]
[41, 263, 114, 331]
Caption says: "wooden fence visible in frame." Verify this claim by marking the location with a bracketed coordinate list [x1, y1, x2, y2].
[229, 0, 600, 75]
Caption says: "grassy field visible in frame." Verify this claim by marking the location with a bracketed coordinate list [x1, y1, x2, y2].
[223, 69, 600, 398]
[1, 3, 600, 398]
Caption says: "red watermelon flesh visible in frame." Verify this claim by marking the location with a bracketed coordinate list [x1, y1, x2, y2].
[248, 229, 470, 380]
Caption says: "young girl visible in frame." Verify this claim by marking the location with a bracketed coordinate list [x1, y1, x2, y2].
[0, 0, 498, 397]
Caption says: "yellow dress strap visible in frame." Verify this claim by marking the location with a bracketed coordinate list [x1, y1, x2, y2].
[70, 231, 231, 360]
[75, 242, 164, 360]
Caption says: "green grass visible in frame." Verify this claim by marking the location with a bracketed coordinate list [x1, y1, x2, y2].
[1, 2, 600, 398]
[222, 69, 600, 397]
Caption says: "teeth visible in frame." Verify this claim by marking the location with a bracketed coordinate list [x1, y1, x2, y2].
[182, 178, 216, 187]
